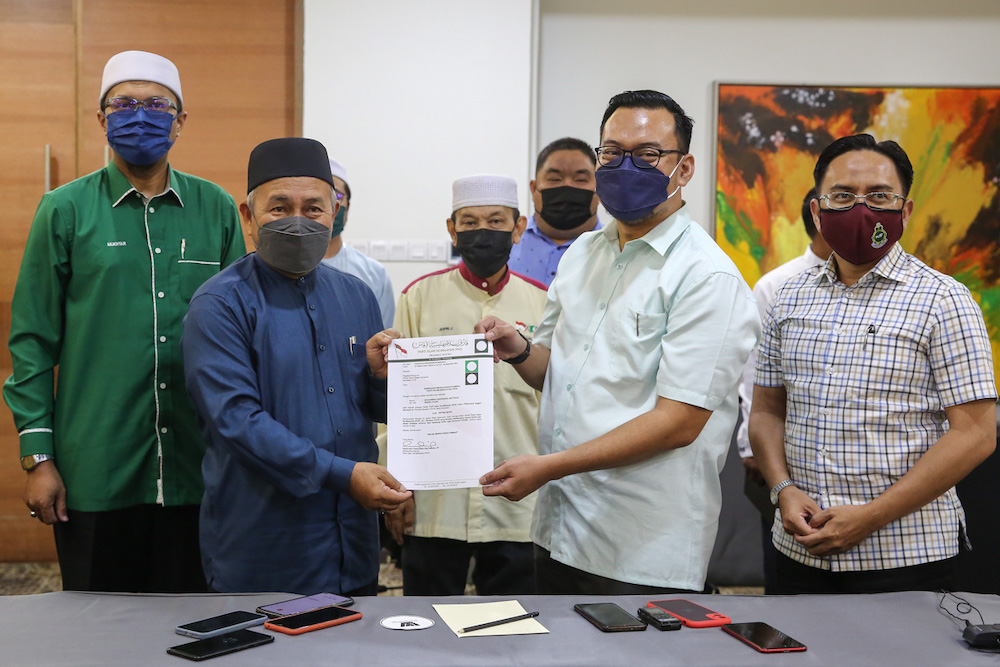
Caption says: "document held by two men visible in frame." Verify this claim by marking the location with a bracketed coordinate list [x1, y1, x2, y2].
[386, 334, 494, 490]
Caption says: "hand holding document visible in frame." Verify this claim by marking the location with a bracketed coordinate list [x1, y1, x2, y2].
[386, 334, 494, 490]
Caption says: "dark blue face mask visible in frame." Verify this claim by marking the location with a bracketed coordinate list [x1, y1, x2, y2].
[595, 156, 682, 222]
[105, 108, 175, 166]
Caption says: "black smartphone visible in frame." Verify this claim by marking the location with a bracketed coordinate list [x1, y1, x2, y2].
[166, 629, 274, 661]
[264, 604, 363, 635]
[722, 622, 807, 653]
[175, 610, 267, 639]
[637, 606, 682, 631]
[574, 602, 647, 632]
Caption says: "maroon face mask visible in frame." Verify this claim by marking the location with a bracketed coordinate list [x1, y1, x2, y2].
[819, 204, 903, 265]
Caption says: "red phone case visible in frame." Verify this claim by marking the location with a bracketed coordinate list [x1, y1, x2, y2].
[263, 605, 362, 636]
[646, 599, 731, 628]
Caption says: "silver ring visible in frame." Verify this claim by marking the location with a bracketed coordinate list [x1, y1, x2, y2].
[29, 511, 37, 518]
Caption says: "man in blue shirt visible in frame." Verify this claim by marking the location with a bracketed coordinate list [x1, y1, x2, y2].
[507, 137, 601, 286]
[182, 137, 411, 594]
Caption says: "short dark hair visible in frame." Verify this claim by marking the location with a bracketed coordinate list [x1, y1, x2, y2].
[599, 90, 694, 153]
[813, 134, 914, 196]
[801, 187, 818, 239]
[535, 137, 596, 175]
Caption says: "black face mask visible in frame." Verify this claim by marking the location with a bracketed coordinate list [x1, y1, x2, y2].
[538, 185, 595, 230]
[454, 229, 513, 279]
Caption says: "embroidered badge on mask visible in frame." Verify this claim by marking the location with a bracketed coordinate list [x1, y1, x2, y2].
[871, 221, 888, 249]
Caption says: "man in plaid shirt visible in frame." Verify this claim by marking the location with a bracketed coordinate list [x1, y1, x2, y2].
[750, 134, 997, 594]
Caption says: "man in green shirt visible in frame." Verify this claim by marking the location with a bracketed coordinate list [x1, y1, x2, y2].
[3, 50, 245, 592]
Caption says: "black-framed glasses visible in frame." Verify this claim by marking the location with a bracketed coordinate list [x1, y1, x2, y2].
[595, 146, 685, 169]
[817, 191, 906, 211]
[104, 96, 179, 116]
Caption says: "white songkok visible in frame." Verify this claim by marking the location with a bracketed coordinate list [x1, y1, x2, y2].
[328, 158, 349, 186]
[452, 175, 519, 211]
[100, 50, 183, 109]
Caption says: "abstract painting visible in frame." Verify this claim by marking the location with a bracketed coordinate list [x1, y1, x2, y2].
[714, 83, 1000, 385]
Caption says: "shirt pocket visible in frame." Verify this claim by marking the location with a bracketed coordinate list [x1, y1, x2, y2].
[609, 305, 665, 382]
[178, 259, 221, 302]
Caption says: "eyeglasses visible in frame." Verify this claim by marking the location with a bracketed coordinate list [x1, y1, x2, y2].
[595, 146, 685, 170]
[104, 96, 179, 116]
[335, 191, 345, 202]
[817, 192, 906, 211]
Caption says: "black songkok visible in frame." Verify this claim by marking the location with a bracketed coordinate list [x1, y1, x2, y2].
[246, 137, 334, 194]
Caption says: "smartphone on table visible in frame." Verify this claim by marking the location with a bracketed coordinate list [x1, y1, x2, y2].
[722, 622, 807, 652]
[647, 599, 731, 628]
[175, 610, 267, 639]
[256, 592, 355, 618]
[574, 603, 647, 632]
[264, 604, 363, 635]
[167, 629, 273, 661]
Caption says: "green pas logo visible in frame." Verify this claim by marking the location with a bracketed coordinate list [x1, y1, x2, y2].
[870, 221, 888, 249]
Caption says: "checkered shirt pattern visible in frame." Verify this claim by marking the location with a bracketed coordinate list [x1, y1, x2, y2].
[756, 243, 997, 571]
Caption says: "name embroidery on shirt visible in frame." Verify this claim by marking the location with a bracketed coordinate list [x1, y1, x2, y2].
[107, 241, 127, 247]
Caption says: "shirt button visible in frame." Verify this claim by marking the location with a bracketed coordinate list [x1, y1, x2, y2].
[159, 383, 166, 389]
[154, 247, 161, 254]
[149, 207, 155, 213]
[159, 336, 167, 342]
[160, 427, 168, 433]
[328, 387, 335, 394]
[566, 384, 572, 391]
[583, 343, 589, 351]
[598, 302, 606, 310]
[309, 304, 316, 310]
[337, 429, 344, 435]
[319, 344, 326, 351]
[299, 277, 305, 283]
[158, 291, 165, 298]
[820, 408, 831, 415]
[554, 428, 562, 436]
[616, 263, 623, 269]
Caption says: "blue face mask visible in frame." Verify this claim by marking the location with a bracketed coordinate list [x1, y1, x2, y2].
[330, 206, 346, 238]
[595, 156, 682, 222]
[105, 108, 175, 166]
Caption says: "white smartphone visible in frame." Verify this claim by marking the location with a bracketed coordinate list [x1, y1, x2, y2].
[175, 610, 267, 639]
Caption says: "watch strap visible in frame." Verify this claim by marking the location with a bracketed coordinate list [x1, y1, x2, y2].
[504, 330, 532, 365]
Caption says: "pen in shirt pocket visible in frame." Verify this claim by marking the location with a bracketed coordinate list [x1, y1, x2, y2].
[349, 335, 357, 357]
[863, 324, 876, 349]
[636, 312, 639, 336]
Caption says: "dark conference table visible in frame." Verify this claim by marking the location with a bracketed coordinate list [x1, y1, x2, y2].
[2, 590, 997, 665]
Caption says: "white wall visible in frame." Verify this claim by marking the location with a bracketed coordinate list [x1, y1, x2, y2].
[303, 0, 536, 293]
[304, 0, 1000, 298]
[538, 0, 1000, 231]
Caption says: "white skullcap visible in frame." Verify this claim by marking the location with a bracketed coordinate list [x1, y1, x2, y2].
[100, 51, 183, 109]
[328, 158, 349, 186]
[452, 175, 519, 211]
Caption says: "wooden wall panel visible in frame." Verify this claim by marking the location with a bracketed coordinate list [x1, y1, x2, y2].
[77, 0, 298, 205]
[0, 0, 76, 562]
[1, 0, 298, 562]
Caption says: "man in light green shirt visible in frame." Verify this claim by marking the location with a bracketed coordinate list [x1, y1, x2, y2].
[3, 50, 245, 592]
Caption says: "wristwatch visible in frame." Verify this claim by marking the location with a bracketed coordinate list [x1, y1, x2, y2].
[21, 454, 53, 471]
[503, 330, 532, 365]
[769, 479, 795, 505]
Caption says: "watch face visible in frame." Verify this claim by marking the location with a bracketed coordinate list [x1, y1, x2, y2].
[20, 455, 36, 471]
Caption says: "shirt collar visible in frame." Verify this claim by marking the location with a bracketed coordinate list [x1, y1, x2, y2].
[108, 161, 183, 208]
[458, 261, 509, 294]
[815, 242, 909, 286]
[603, 203, 692, 256]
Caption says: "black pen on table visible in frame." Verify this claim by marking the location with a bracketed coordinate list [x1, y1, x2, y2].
[459, 611, 540, 634]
